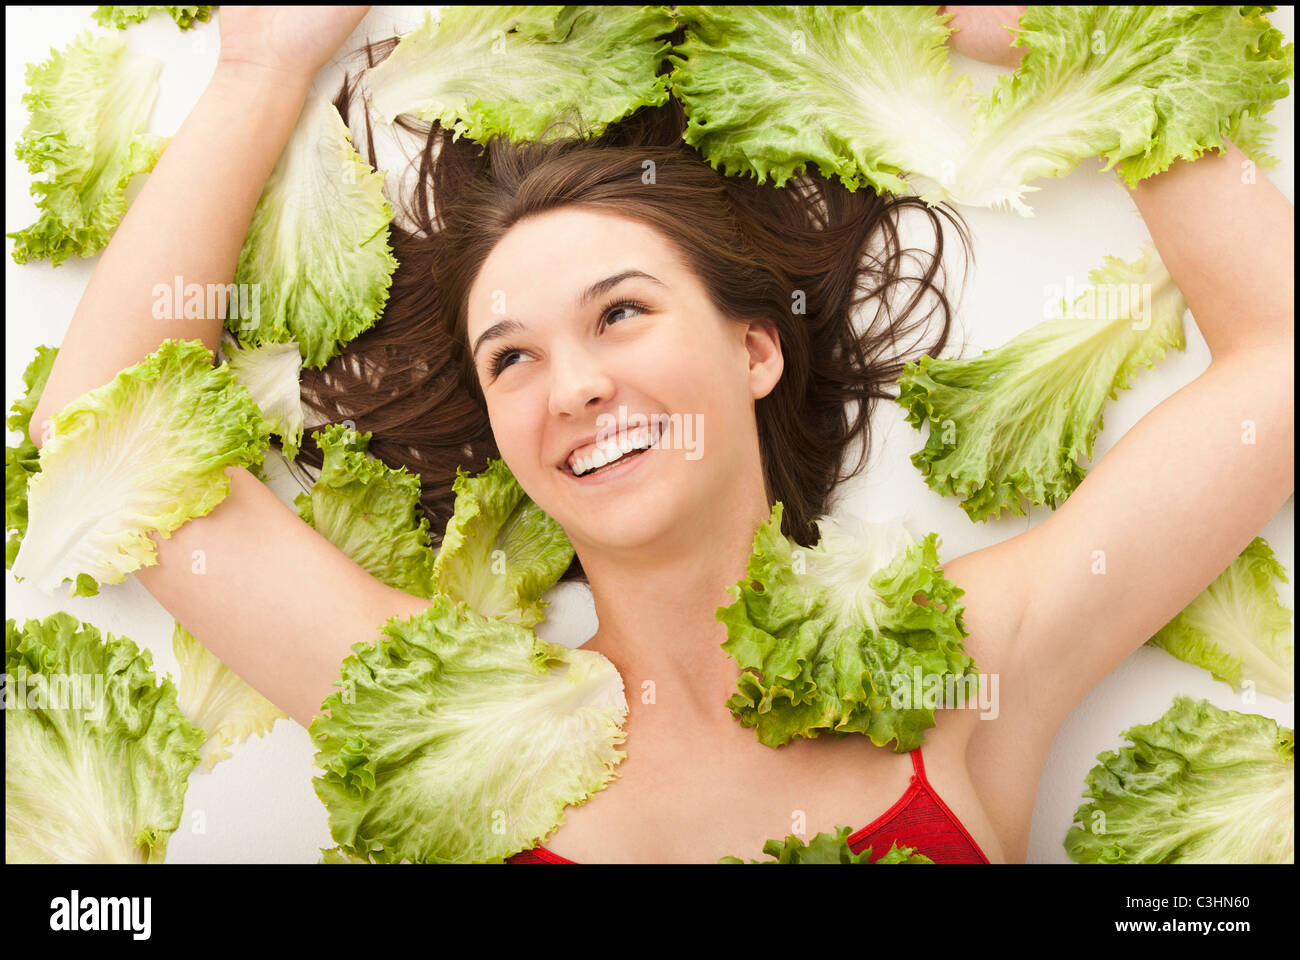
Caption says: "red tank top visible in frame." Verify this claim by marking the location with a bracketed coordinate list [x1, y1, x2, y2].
[507, 746, 990, 863]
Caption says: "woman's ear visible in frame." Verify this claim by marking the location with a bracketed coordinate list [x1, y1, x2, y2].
[744, 319, 784, 400]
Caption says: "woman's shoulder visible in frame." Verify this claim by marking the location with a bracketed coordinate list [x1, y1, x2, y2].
[940, 544, 1060, 861]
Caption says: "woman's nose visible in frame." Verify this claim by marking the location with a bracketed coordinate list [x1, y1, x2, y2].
[547, 343, 616, 418]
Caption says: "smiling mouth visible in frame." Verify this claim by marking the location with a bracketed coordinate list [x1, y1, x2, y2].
[562, 419, 667, 479]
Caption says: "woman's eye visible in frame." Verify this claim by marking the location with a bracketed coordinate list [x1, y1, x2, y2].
[601, 300, 647, 328]
[489, 347, 523, 375]
[489, 300, 647, 378]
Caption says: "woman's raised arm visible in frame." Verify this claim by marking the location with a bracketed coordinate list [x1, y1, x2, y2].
[934, 4, 1293, 728]
[22, 7, 437, 728]
[28, 6, 369, 442]
[1002, 144, 1293, 720]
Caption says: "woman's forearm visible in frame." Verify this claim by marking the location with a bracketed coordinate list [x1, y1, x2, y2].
[1126, 141, 1295, 359]
[28, 62, 311, 447]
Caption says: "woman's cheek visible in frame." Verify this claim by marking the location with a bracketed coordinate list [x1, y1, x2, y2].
[486, 405, 536, 482]
[638, 335, 712, 397]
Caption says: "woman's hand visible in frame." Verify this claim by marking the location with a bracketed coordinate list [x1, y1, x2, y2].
[939, 5, 1028, 67]
[217, 5, 371, 83]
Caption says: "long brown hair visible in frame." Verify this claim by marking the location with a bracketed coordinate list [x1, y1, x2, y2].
[292, 35, 972, 582]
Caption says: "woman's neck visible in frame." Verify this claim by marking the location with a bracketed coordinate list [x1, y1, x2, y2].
[575, 489, 774, 729]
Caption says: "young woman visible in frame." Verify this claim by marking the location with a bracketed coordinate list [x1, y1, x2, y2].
[28, 6, 1293, 864]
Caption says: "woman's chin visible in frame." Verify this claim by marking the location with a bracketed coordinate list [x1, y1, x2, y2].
[542, 447, 719, 555]
[566, 509, 678, 555]
[559, 484, 694, 556]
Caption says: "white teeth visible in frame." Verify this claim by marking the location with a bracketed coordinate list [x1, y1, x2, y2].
[567, 420, 662, 476]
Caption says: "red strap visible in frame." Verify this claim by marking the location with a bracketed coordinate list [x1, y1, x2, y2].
[844, 747, 989, 863]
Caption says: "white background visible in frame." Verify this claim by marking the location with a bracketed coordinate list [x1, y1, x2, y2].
[5, 6, 1294, 864]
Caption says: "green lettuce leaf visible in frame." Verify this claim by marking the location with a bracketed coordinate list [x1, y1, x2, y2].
[9, 339, 270, 596]
[717, 503, 976, 752]
[5, 345, 58, 570]
[897, 243, 1187, 522]
[667, 7, 1291, 214]
[294, 424, 439, 599]
[5, 613, 203, 863]
[1065, 697, 1293, 864]
[1147, 537, 1293, 699]
[719, 825, 932, 864]
[8, 31, 168, 265]
[319, 845, 369, 864]
[309, 594, 627, 863]
[92, 5, 213, 30]
[431, 458, 574, 628]
[954, 6, 1294, 214]
[172, 622, 286, 774]
[227, 96, 396, 369]
[366, 5, 676, 140]
[219, 331, 305, 460]
[669, 6, 976, 195]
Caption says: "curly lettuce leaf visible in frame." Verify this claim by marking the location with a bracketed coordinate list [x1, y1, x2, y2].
[172, 622, 286, 774]
[309, 594, 628, 863]
[319, 845, 370, 864]
[666, 7, 1291, 213]
[366, 5, 676, 140]
[432, 458, 574, 628]
[897, 243, 1187, 522]
[92, 6, 213, 30]
[10, 339, 270, 596]
[5, 345, 58, 570]
[1147, 537, 1293, 699]
[717, 503, 975, 752]
[8, 31, 167, 266]
[294, 424, 438, 599]
[669, 6, 976, 195]
[5, 613, 203, 863]
[1065, 697, 1294, 864]
[227, 96, 396, 369]
[719, 825, 932, 864]
[218, 331, 304, 460]
[953, 6, 1294, 214]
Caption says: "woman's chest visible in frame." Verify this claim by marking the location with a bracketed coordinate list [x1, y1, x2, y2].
[536, 726, 936, 864]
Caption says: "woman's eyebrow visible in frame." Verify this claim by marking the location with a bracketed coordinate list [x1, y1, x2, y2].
[471, 269, 666, 360]
[579, 268, 665, 306]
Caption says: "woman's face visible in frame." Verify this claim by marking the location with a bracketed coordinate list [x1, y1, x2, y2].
[465, 206, 782, 555]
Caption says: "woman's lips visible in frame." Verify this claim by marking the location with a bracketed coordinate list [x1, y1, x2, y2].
[563, 418, 665, 476]
[565, 443, 652, 484]
[561, 420, 671, 485]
